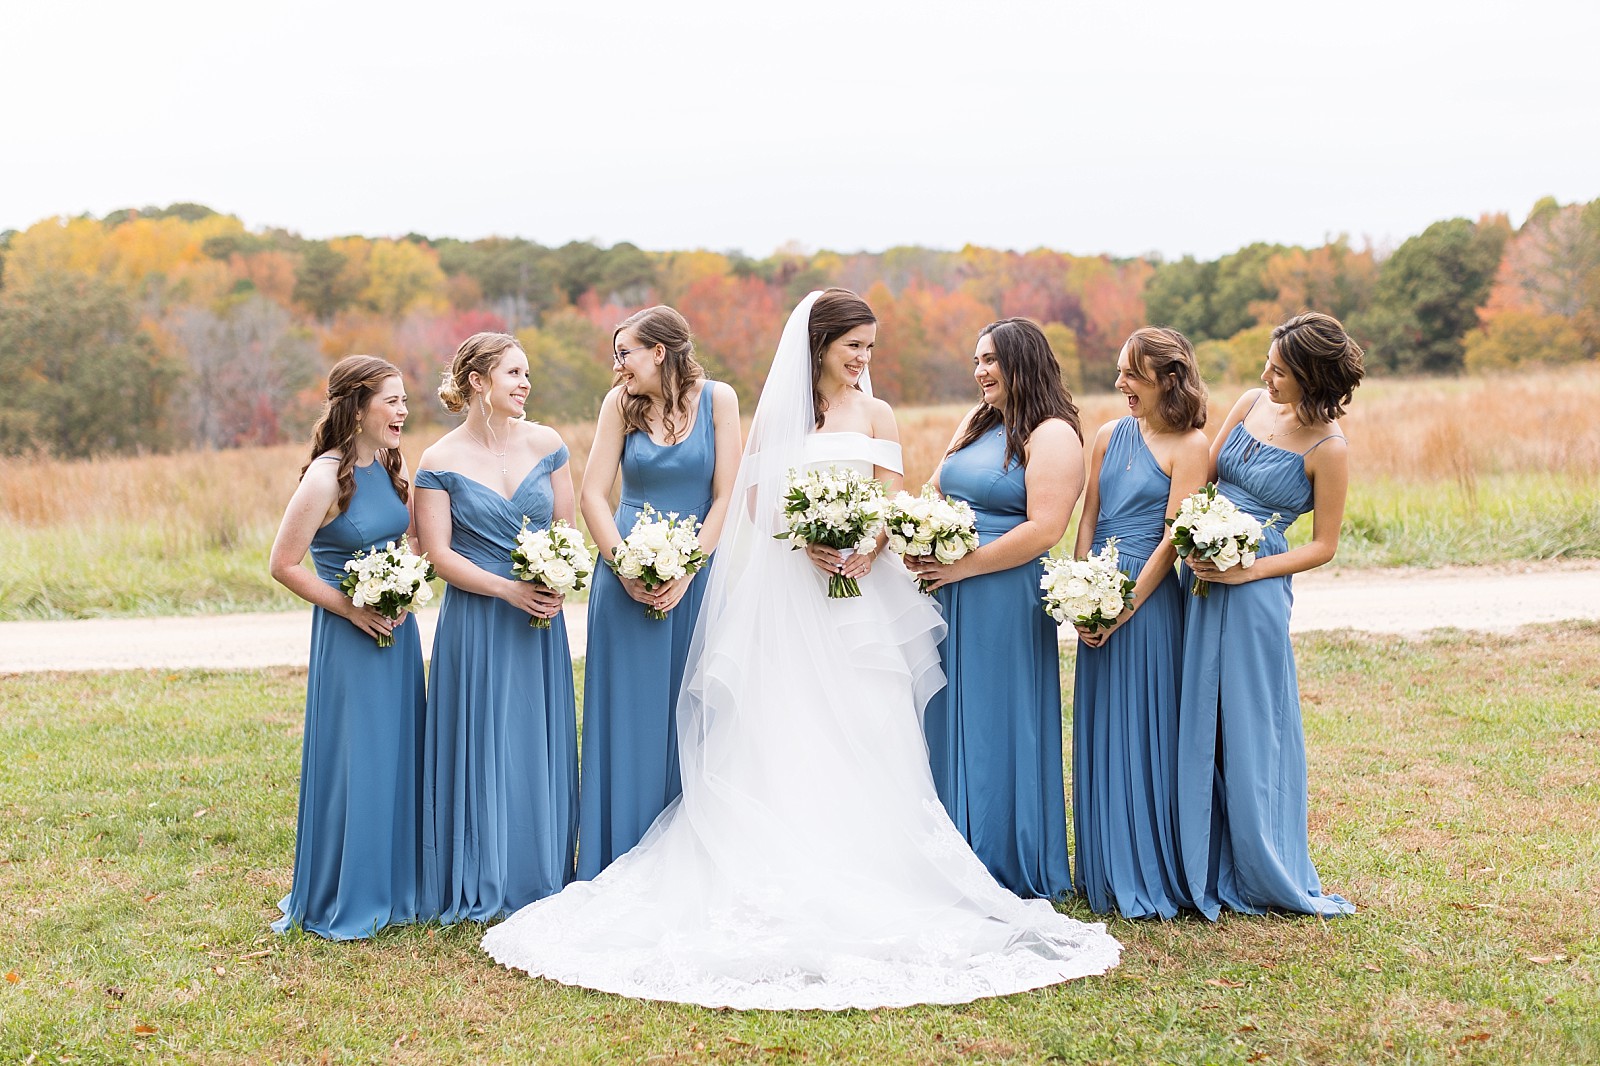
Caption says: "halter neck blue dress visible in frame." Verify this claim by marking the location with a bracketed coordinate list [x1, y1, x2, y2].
[274, 458, 426, 939]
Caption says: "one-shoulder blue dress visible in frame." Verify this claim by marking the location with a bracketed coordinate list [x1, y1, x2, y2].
[578, 381, 718, 879]
[925, 426, 1073, 901]
[275, 459, 426, 939]
[417, 445, 579, 923]
[1175, 416, 1354, 919]
[1072, 417, 1191, 918]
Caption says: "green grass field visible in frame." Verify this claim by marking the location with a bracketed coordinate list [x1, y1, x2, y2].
[3, 628, 1597, 1064]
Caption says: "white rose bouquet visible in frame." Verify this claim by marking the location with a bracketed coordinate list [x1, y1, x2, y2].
[608, 504, 709, 620]
[1040, 538, 1136, 632]
[1167, 483, 1279, 597]
[776, 465, 887, 598]
[511, 517, 593, 628]
[339, 536, 436, 647]
[883, 486, 979, 593]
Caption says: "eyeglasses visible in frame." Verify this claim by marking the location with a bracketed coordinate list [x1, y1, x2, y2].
[613, 344, 656, 365]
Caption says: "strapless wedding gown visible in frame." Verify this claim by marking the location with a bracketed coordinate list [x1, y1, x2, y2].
[481, 431, 1121, 1009]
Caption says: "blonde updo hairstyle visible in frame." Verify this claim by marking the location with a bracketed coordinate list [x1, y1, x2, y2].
[439, 331, 524, 415]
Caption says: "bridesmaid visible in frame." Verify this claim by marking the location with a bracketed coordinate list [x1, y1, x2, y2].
[267, 355, 425, 938]
[576, 306, 740, 878]
[415, 332, 578, 923]
[908, 318, 1085, 901]
[1176, 311, 1364, 919]
[1071, 328, 1209, 918]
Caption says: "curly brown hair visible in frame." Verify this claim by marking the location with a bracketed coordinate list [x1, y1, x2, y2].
[613, 305, 705, 443]
[301, 355, 409, 515]
[1270, 312, 1365, 424]
[946, 318, 1081, 470]
[1123, 327, 1208, 432]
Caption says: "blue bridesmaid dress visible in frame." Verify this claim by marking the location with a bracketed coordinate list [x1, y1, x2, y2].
[1072, 418, 1191, 918]
[577, 381, 718, 879]
[275, 459, 426, 939]
[417, 445, 579, 923]
[925, 425, 1073, 900]
[1175, 409, 1355, 919]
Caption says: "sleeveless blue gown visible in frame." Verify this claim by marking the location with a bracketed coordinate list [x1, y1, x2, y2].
[1175, 417, 1355, 919]
[578, 381, 718, 879]
[417, 445, 579, 923]
[925, 425, 1073, 901]
[1072, 418, 1191, 918]
[274, 459, 426, 939]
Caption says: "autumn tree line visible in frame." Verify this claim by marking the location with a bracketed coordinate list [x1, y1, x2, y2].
[1, 197, 1596, 458]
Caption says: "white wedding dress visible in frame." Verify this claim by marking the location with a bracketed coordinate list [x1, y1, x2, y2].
[481, 294, 1120, 1010]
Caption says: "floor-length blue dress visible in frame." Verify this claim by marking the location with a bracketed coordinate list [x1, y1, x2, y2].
[925, 425, 1073, 900]
[275, 459, 426, 939]
[1072, 417, 1191, 918]
[418, 445, 579, 923]
[1176, 414, 1355, 919]
[578, 381, 717, 879]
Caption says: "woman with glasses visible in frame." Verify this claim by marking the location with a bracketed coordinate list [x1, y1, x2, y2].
[576, 306, 741, 878]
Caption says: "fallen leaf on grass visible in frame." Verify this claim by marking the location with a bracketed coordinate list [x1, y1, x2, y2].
[1363, 964, 1383, 973]
[133, 1024, 158, 1035]
[237, 949, 272, 960]
[104, 986, 125, 1000]
[4, 971, 19, 983]
[1527, 954, 1568, 965]
[1205, 978, 1246, 988]
[211, 966, 226, 977]
[1457, 1032, 1491, 1045]
[1246, 1054, 1269, 1063]
[1236, 1025, 1258, 1033]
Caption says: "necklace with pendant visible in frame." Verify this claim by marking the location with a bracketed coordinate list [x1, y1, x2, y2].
[467, 423, 509, 476]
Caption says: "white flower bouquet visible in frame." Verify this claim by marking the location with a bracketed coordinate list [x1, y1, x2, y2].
[608, 504, 709, 620]
[339, 536, 435, 647]
[511, 517, 593, 627]
[1167, 483, 1279, 597]
[883, 486, 979, 593]
[1040, 538, 1136, 631]
[776, 465, 887, 598]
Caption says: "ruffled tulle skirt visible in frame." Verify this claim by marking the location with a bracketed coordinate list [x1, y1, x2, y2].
[482, 550, 1120, 1009]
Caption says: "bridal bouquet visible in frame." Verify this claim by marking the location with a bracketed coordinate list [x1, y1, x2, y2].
[883, 486, 979, 592]
[776, 466, 887, 598]
[1040, 539, 1136, 631]
[608, 504, 709, 620]
[511, 518, 593, 627]
[340, 536, 435, 647]
[1167, 483, 1278, 597]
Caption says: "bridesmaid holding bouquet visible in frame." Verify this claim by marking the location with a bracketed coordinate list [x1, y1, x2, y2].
[908, 319, 1085, 900]
[267, 355, 425, 938]
[577, 306, 740, 878]
[1071, 328, 1209, 918]
[1177, 311, 1364, 919]
[415, 332, 579, 922]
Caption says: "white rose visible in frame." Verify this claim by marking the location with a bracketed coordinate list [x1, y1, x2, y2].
[934, 538, 964, 564]
[543, 560, 576, 589]
[616, 553, 645, 579]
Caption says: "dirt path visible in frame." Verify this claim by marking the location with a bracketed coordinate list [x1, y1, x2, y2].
[2, 562, 1597, 674]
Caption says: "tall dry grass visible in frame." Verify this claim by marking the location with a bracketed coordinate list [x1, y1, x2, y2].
[3, 365, 1598, 617]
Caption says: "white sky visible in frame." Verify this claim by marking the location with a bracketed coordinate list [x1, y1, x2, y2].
[3, 0, 1597, 260]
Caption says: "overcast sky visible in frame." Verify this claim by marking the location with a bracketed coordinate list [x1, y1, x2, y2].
[4, 0, 1597, 260]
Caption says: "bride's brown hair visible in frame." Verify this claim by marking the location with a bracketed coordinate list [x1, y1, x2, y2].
[807, 288, 877, 429]
[301, 355, 410, 515]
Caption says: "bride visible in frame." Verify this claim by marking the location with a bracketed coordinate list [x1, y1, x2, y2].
[482, 289, 1120, 1010]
